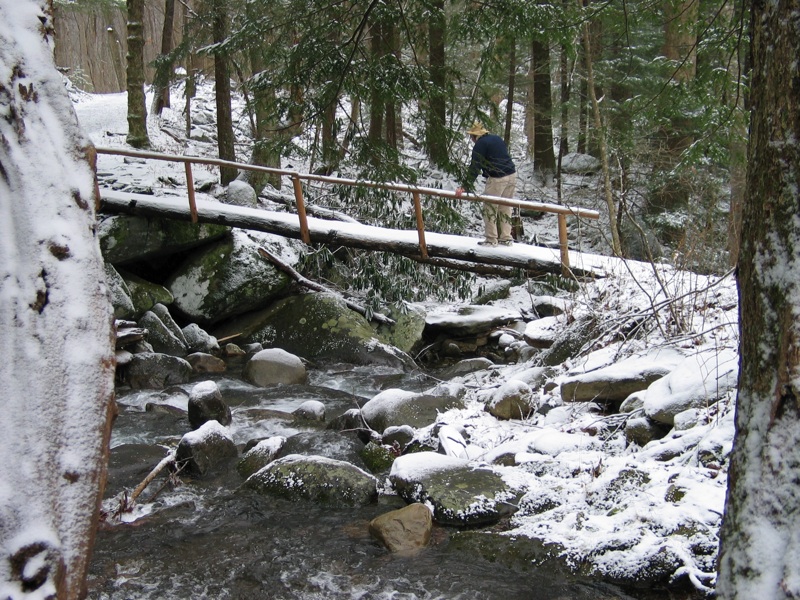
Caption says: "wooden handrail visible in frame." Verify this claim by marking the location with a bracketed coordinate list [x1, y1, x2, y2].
[94, 146, 599, 272]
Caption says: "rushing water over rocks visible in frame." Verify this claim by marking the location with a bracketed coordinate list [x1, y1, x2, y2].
[88, 355, 690, 600]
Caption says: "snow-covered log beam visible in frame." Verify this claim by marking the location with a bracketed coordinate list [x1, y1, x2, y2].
[98, 190, 607, 279]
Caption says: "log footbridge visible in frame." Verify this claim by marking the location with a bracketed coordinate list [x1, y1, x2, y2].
[94, 148, 607, 279]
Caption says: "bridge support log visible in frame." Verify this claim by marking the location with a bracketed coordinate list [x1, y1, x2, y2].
[99, 190, 603, 279]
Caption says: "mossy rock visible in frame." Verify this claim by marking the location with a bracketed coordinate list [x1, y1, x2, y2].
[98, 214, 229, 264]
[244, 454, 379, 507]
[166, 231, 291, 326]
[120, 270, 174, 317]
[215, 292, 415, 368]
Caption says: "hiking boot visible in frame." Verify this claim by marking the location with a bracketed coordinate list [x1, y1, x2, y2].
[478, 240, 497, 247]
[499, 240, 513, 246]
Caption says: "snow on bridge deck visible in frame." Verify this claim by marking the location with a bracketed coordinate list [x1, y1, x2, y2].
[99, 189, 610, 279]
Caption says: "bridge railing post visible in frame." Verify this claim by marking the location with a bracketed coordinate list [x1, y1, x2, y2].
[558, 213, 570, 276]
[291, 174, 311, 244]
[412, 191, 428, 259]
[184, 162, 198, 223]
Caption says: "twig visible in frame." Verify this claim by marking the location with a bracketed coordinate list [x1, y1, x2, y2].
[129, 450, 176, 505]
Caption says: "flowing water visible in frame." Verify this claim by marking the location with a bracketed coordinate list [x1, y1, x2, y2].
[86, 359, 672, 600]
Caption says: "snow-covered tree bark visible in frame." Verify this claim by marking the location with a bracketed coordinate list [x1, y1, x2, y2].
[716, 0, 800, 597]
[0, 2, 116, 598]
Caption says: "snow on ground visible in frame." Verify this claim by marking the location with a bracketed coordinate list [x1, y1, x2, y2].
[73, 79, 738, 594]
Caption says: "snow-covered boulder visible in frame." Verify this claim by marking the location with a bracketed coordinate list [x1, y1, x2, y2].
[226, 179, 257, 207]
[105, 263, 135, 319]
[188, 380, 231, 429]
[292, 400, 326, 422]
[360, 387, 466, 433]
[139, 310, 188, 356]
[389, 453, 520, 526]
[425, 305, 524, 337]
[182, 323, 220, 354]
[485, 380, 535, 420]
[166, 230, 291, 326]
[243, 348, 307, 386]
[245, 454, 379, 506]
[237, 436, 286, 479]
[643, 348, 738, 425]
[369, 503, 433, 553]
[124, 353, 193, 389]
[175, 420, 238, 477]
[560, 152, 600, 174]
[560, 349, 683, 403]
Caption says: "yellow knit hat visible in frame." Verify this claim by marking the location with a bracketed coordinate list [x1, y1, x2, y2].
[467, 121, 489, 136]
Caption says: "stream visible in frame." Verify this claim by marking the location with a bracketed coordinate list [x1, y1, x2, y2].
[86, 357, 667, 600]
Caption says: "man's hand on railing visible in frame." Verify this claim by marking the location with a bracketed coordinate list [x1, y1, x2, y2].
[455, 187, 465, 198]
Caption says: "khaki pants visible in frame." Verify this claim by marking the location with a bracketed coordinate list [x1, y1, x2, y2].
[483, 173, 516, 243]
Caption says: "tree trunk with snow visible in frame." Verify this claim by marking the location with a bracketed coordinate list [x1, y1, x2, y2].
[125, 0, 150, 148]
[0, 2, 116, 598]
[716, 0, 800, 597]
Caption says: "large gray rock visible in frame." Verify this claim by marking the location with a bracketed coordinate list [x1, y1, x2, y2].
[485, 380, 535, 420]
[243, 348, 308, 386]
[643, 348, 738, 425]
[275, 430, 367, 470]
[104, 263, 135, 319]
[226, 179, 257, 207]
[425, 305, 523, 337]
[389, 452, 519, 526]
[376, 303, 427, 355]
[560, 349, 683, 403]
[175, 420, 238, 477]
[139, 310, 188, 357]
[124, 353, 193, 389]
[182, 323, 220, 354]
[188, 380, 231, 429]
[98, 214, 229, 264]
[244, 454, 379, 507]
[215, 292, 415, 369]
[166, 230, 291, 326]
[360, 385, 466, 433]
[369, 503, 433, 553]
[237, 436, 286, 479]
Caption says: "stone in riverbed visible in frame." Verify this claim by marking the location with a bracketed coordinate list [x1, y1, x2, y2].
[124, 353, 193, 389]
[243, 348, 307, 386]
[175, 420, 238, 477]
[244, 454, 379, 507]
[389, 452, 519, 526]
[188, 380, 231, 429]
[369, 503, 433, 553]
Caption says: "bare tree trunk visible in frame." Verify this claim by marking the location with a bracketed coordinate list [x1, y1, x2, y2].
[150, 0, 176, 116]
[126, 0, 150, 148]
[1, 5, 116, 597]
[426, 0, 448, 167]
[717, 1, 800, 596]
[531, 36, 556, 186]
[503, 40, 516, 145]
[580, 7, 621, 255]
[211, 0, 237, 184]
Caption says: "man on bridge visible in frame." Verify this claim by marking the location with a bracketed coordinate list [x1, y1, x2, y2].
[455, 121, 517, 247]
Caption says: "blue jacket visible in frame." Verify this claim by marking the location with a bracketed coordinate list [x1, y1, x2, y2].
[464, 133, 516, 191]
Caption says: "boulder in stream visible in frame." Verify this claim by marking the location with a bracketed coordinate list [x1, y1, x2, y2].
[369, 503, 433, 554]
[124, 353, 193, 389]
[243, 348, 308, 386]
[188, 380, 231, 429]
[175, 420, 238, 477]
[390, 452, 520, 526]
[245, 454, 379, 507]
[360, 385, 466, 433]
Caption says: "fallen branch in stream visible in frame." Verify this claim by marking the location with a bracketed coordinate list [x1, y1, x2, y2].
[257, 246, 395, 326]
[129, 450, 176, 505]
